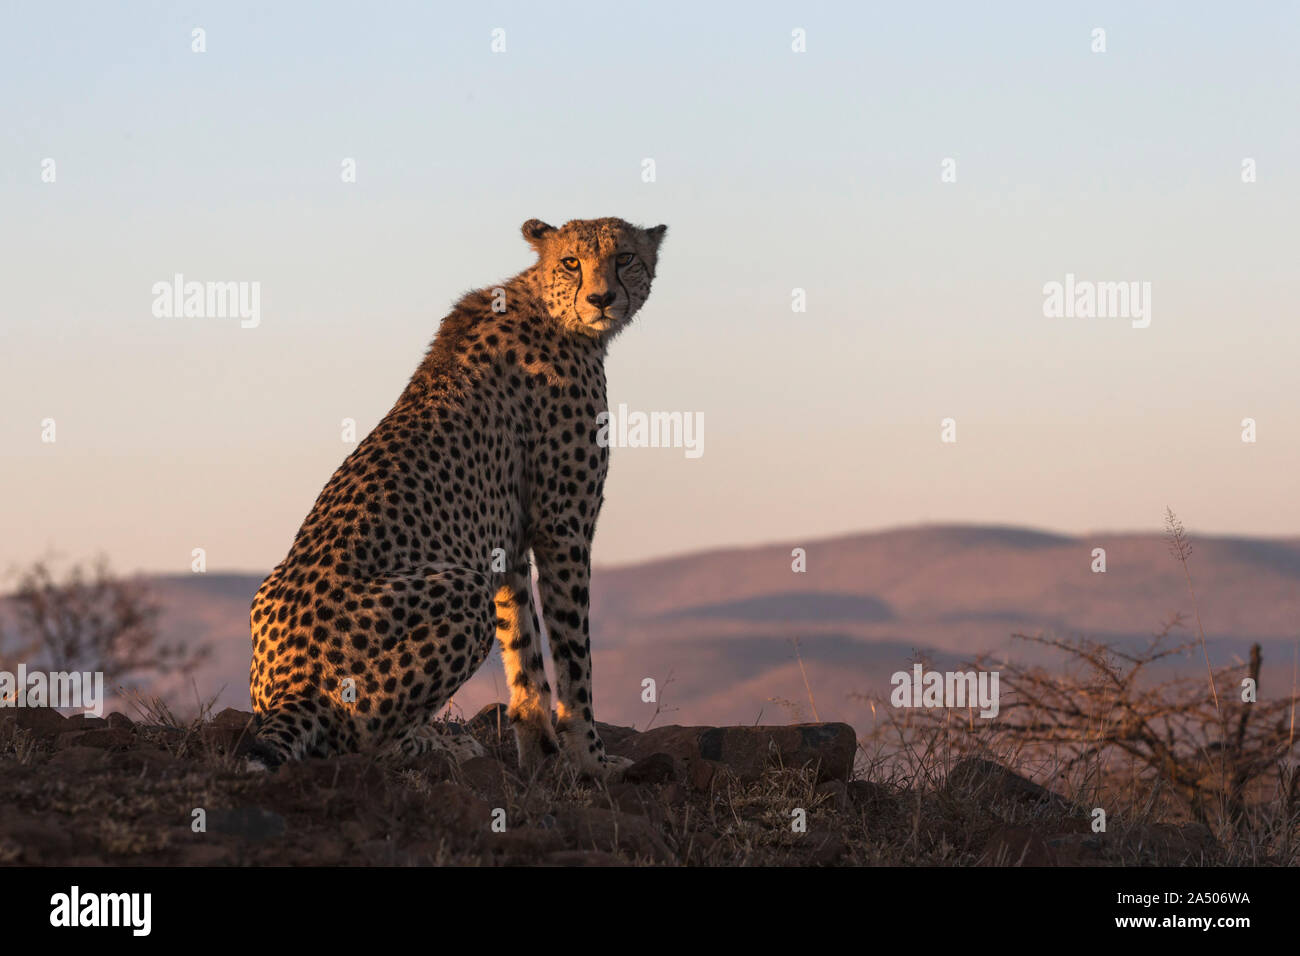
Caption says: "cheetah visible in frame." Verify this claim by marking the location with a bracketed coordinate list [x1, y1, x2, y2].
[248, 217, 667, 779]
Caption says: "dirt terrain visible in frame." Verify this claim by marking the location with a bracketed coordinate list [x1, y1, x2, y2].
[0, 704, 1226, 866]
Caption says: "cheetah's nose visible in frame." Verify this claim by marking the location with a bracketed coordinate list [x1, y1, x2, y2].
[586, 291, 615, 309]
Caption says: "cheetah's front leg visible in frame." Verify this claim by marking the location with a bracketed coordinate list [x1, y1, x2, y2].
[534, 536, 629, 781]
[494, 572, 561, 773]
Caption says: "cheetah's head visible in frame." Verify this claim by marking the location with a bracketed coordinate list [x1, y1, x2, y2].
[522, 217, 667, 338]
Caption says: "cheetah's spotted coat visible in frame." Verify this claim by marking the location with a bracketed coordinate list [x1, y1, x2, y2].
[248, 217, 667, 777]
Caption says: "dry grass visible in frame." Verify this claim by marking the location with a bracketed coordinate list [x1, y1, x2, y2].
[847, 509, 1300, 865]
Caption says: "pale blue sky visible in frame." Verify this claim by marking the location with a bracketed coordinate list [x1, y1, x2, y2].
[3, 1, 1298, 575]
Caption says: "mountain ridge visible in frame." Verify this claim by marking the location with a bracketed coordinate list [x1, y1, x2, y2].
[19, 523, 1297, 733]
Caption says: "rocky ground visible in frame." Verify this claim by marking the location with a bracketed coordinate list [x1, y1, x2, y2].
[0, 705, 1224, 866]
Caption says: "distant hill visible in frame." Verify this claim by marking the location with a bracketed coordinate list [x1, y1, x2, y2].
[109, 525, 1300, 731]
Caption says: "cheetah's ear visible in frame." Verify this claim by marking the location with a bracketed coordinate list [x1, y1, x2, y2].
[645, 224, 667, 250]
[521, 219, 557, 250]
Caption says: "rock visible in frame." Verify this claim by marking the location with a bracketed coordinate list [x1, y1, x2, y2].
[593, 721, 639, 750]
[702, 724, 856, 782]
[467, 703, 510, 741]
[199, 709, 257, 755]
[207, 807, 287, 841]
[62, 714, 109, 730]
[621, 752, 680, 785]
[689, 758, 719, 791]
[57, 728, 134, 751]
[611, 725, 699, 763]
[200, 727, 247, 755]
[15, 708, 69, 739]
[107, 712, 135, 730]
[943, 757, 1071, 811]
[210, 708, 255, 730]
[615, 723, 855, 784]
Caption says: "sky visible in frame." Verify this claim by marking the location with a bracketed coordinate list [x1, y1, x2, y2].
[2, 1, 1299, 577]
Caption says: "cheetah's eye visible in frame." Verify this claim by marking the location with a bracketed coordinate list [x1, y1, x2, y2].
[615, 253, 634, 266]
[560, 257, 580, 271]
